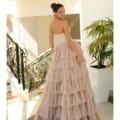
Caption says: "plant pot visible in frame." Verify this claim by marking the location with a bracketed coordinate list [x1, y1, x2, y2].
[89, 66, 113, 104]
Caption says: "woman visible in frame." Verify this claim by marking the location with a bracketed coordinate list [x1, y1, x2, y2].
[35, 3, 100, 120]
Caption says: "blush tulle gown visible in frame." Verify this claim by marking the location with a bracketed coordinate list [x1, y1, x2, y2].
[34, 33, 100, 120]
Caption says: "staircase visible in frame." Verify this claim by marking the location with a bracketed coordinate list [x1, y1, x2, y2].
[7, 32, 54, 120]
[7, 33, 53, 96]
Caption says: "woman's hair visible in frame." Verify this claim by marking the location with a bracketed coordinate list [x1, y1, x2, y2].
[50, 3, 64, 12]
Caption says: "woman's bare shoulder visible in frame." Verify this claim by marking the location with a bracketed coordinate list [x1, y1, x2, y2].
[49, 20, 54, 27]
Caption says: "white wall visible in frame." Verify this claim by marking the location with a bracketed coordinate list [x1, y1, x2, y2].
[16, 0, 80, 17]
[80, 0, 113, 64]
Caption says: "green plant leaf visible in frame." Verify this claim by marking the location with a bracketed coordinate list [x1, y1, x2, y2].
[84, 17, 113, 68]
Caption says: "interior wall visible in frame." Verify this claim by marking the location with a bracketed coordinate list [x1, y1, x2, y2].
[80, 0, 113, 64]
[16, 0, 80, 17]
[36, 16, 53, 54]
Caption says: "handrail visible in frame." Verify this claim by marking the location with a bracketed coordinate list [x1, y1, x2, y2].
[7, 32, 53, 93]
[27, 48, 53, 66]
[7, 32, 25, 50]
[7, 33, 26, 90]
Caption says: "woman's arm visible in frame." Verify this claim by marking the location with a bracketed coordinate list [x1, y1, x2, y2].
[63, 20, 82, 57]
[49, 24, 54, 51]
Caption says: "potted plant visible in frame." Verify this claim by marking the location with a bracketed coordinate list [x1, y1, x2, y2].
[84, 17, 113, 103]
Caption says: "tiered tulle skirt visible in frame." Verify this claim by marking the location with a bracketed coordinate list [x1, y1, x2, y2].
[34, 42, 100, 120]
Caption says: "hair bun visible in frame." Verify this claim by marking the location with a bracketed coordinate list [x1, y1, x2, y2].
[51, 3, 57, 9]
[50, 3, 64, 12]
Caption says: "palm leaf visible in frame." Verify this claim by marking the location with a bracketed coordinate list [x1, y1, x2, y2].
[84, 17, 113, 68]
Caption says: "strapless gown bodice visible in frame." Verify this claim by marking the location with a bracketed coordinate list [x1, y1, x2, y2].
[54, 33, 67, 47]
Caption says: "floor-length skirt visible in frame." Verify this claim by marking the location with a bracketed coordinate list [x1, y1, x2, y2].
[34, 42, 100, 120]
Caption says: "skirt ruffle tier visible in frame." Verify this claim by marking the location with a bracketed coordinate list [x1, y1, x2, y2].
[34, 42, 100, 120]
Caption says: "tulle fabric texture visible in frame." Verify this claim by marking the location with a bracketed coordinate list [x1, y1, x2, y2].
[34, 41, 100, 120]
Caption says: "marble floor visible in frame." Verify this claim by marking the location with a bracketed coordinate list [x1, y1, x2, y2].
[7, 94, 113, 120]
[98, 102, 113, 120]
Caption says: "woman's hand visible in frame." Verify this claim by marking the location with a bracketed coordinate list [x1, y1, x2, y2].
[52, 48, 55, 52]
[76, 55, 84, 65]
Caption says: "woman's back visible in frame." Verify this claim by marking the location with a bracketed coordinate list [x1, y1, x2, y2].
[50, 19, 66, 34]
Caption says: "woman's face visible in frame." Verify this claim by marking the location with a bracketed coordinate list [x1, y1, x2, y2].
[55, 7, 65, 19]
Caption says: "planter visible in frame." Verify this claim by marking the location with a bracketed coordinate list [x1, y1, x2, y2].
[89, 66, 113, 104]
